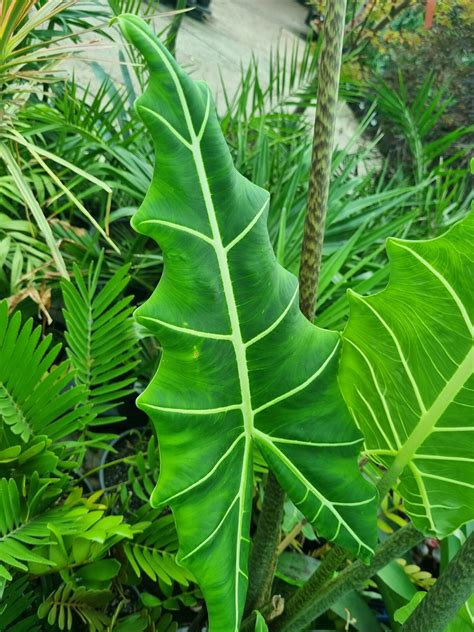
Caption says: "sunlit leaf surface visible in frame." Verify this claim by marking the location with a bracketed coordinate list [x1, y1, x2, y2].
[341, 213, 474, 537]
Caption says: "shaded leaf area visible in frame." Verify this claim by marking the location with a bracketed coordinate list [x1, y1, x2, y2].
[119, 15, 377, 631]
[0, 576, 42, 632]
[341, 213, 474, 536]
[37, 583, 113, 631]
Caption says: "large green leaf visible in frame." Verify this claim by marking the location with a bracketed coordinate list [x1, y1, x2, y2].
[119, 15, 377, 632]
[340, 213, 473, 537]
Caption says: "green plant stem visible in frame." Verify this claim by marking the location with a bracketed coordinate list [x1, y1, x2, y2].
[270, 523, 423, 632]
[400, 532, 474, 632]
[76, 455, 135, 483]
[298, 0, 347, 320]
[297, 544, 347, 598]
[245, 472, 286, 615]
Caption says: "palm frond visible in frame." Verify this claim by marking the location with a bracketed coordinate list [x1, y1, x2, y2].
[0, 145, 69, 278]
[371, 72, 474, 181]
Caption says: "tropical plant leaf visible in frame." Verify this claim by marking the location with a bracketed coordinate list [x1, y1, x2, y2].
[0, 301, 91, 443]
[119, 15, 377, 631]
[61, 257, 138, 423]
[37, 583, 113, 632]
[0, 474, 134, 583]
[0, 477, 87, 581]
[340, 213, 474, 537]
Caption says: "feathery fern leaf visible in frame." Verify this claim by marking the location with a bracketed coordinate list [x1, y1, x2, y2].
[61, 258, 138, 423]
[123, 512, 194, 588]
[37, 583, 113, 631]
[0, 301, 91, 443]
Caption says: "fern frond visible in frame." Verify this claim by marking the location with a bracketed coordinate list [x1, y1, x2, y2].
[0, 301, 91, 443]
[123, 512, 194, 587]
[62, 257, 138, 423]
[37, 583, 113, 631]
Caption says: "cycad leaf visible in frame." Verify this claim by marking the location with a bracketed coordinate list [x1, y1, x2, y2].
[340, 213, 474, 537]
[38, 584, 112, 631]
[0, 301, 90, 443]
[61, 258, 138, 423]
[119, 15, 376, 631]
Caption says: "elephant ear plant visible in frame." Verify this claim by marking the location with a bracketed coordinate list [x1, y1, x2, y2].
[118, 12, 474, 632]
[341, 215, 474, 536]
[118, 13, 377, 632]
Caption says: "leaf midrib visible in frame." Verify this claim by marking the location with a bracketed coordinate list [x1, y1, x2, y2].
[380, 346, 473, 494]
[139, 30, 252, 631]
[0, 380, 32, 441]
[190, 76, 253, 632]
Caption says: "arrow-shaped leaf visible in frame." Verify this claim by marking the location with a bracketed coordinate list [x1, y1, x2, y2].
[119, 15, 377, 631]
[341, 213, 474, 537]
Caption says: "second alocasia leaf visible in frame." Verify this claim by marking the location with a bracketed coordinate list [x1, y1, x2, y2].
[119, 15, 376, 631]
[340, 213, 474, 538]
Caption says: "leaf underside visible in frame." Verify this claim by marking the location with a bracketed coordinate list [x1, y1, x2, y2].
[341, 213, 474, 537]
[119, 15, 377, 631]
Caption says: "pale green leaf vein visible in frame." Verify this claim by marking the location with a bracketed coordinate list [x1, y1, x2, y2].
[394, 242, 473, 333]
[353, 293, 426, 413]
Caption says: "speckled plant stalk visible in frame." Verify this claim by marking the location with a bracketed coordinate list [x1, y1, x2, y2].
[299, 0, 347, 320]
[245, 472, 285, 614]
[271, 523, 423, 632]
[400, 532, 474, 632]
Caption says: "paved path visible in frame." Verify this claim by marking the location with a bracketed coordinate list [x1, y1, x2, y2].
[173, 1, 373, 152]
[173, 0, 308, 102]
[72, 0, 365, 150]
